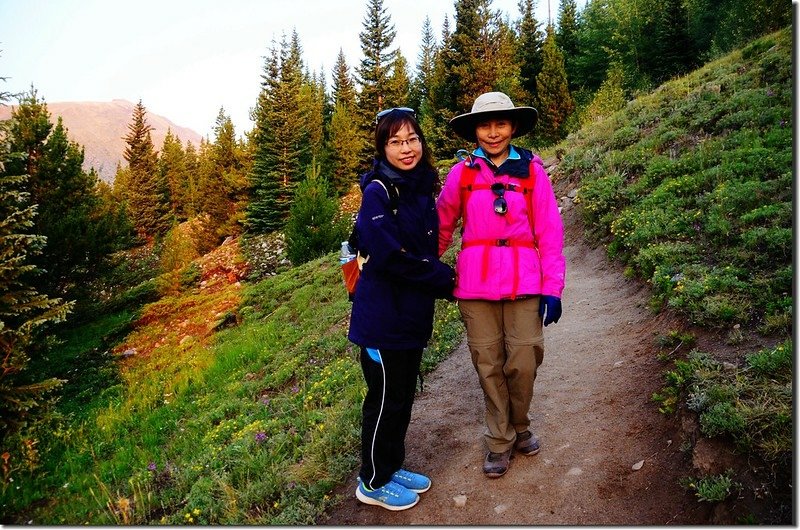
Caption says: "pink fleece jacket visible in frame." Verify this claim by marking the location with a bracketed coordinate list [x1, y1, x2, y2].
[437, 154, 566, 300]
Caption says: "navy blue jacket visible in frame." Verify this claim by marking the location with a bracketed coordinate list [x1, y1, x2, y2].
[348, 159, 456, 350]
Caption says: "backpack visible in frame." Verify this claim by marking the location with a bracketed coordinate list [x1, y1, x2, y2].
[341, 174, 399, 301]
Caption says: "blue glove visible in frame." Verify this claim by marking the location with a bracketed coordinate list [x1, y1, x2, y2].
[538, 295, 562, 327]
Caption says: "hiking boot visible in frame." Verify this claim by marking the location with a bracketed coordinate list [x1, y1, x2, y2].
[355, 480, 419, 511]
[391, 469, 431, 493]
[483, 449, 512, 478]
[515, 430, 541, 456]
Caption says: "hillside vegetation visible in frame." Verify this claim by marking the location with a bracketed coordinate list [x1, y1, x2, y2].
[1, 29, 792, 524]
[1, 229, 463, 524]
[551, 27, 791, 512]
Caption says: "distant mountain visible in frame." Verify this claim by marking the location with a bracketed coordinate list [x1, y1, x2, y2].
[0, 99, 204, 183]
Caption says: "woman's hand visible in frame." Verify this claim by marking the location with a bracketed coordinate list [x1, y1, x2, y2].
[538, 295, 562, 326]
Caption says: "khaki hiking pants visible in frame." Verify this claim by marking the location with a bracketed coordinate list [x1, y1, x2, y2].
[459, 297, 545, 453]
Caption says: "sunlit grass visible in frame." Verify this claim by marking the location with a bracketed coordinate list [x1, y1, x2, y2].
[2, 243, 464, 523]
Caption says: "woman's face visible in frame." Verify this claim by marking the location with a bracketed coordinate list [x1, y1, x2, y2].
[384, 123, 422, 170]
[475, 118, 516, 165]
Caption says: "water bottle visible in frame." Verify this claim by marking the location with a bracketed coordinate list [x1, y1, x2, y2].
[339, 241, 355, 264]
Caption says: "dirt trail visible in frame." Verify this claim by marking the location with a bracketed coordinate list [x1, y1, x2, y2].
[320, 206, 710, 525]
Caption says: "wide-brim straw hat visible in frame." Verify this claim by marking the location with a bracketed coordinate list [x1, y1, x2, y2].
[449, 92, 538, 142]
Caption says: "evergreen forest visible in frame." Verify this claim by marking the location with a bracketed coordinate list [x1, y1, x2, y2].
[0, 0, 792, 524]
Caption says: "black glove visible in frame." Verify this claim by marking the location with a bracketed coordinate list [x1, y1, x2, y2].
[441, 267, 457, 301]
[429, 262, 456, 300]
[538, 295, 562, 326]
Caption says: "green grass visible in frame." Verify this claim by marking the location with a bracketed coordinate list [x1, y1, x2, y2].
[1, 244, 464, 524]
[563, 29, 791, 332]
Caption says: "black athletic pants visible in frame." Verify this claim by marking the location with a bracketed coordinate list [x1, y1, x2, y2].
[358, 346, 423, 490]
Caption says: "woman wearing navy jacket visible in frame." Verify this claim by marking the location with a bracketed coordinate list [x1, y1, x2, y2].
[348, 108, 456, 511]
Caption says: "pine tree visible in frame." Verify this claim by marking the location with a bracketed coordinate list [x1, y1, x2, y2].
[356, 0, 397, 162]
[652, 0, 696, 83]
[702, 0, 791, 54]
[556, 0, 581, 92]
[517, 0, 546, 103]
[572, 0, 615, 92]
[90, 178, 134, 274]
[33, 119, 101, 295]
[4, 87, 51, 182]
[331, 49, 356, 108]
[268, 31, 306, 220]
[300, 69, 326, 168]
[0, 101, 72, 445]
[610, 0, 662, 91]
[580, 60, 626, 124]
[449, 0, 492, 111]
[409, 16, 437, 115]
[384, 51, 411, 108]
[535, 24, 575, 144]
[123, 100, 171, 239]
[183, 141, 199, 218]
[430, 0, 513, 156]
[489, 15, 526, 104]
[327, 101, 363, 195]
[159, 130, 189, 220]
[6, 90, 130, 299]
[327, 50, 362, 195]
[200, 107, 247, 240]
[246, 42, 285, 233]
[426, 16, 457, 157]
[111, 163, 130, 203]
[284, 165, 348, 265]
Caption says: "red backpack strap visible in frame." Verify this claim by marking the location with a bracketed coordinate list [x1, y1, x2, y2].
[523, 157, 541, 236]
[458, 156, 541, 235]
[458, 159, 481, 229]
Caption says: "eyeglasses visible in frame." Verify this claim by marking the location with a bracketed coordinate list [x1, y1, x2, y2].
[375, 107, 416, 124]
[491, 182, 508, 215]
[386, 136, 421, 149]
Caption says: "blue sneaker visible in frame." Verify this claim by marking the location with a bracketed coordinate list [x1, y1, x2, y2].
[355, 480, 419, 511]
[391, 469, 431, 493]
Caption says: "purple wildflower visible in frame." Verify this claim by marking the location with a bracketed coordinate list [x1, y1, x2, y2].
[260, 396, 270, 406]
[291, 385, 299, 394]
[255, 431, 267, 443]
[147, 462, 157, 472]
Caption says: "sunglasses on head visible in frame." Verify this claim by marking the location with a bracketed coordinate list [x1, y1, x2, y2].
[491, 182, 508, 215]
[375, 107, 416, 125]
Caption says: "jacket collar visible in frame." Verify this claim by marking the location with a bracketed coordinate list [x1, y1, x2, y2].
[471, 145, 533, 178]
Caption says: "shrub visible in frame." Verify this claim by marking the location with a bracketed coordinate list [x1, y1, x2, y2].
[159, 224, 200, 273]
[683, 470, 739, 502]
[285, 174, 349, 266]
[746, 341, 791, 376]
[655, 341, 792, 462]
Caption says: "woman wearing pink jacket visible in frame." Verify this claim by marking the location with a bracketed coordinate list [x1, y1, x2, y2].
[437, 92, 566, 478]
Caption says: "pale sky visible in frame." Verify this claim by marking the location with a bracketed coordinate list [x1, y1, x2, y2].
[0, 0, 581, 139]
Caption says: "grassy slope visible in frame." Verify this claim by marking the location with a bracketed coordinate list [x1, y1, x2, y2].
[3, 28, 791, 524]
[550, 27, 792, 514]
[2, 238, 462, 524]
[556, 28, 791, 333]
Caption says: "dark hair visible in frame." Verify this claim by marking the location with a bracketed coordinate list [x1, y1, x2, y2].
[374, 109, 435, 172]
